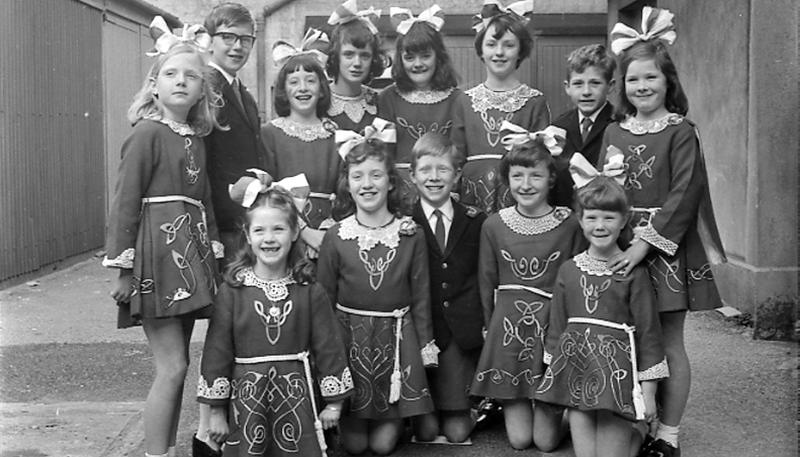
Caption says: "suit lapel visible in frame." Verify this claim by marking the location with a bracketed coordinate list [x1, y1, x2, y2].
[239, 83, 260, 129]
[443, 201, 467, 258]
[583, 103, 613, 146]
[565, 110, 582, 153]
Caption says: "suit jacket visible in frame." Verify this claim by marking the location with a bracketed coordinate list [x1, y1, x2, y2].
[205, 69, 268, 232]
[412, 200, 486, 351]
[551, 102, 615, 208]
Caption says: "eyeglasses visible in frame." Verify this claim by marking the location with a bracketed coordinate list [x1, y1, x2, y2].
[212, 32, 256, 48]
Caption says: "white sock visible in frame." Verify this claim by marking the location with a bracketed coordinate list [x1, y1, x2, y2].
[167, 446, 176, 457]
[655, 423, 680, 447]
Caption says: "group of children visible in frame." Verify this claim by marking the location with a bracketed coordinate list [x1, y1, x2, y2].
[103, 2, 726, 457]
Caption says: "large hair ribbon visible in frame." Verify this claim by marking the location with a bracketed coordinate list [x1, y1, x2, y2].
[229, 169, 311, 210]
[569, 147, 626, 189]
[610, 6, 676, 55]
[390, 5, 445, 35]
[472, 0, 533, 33]
[272, 28, 330, 68]
[500, 121, 566, 156]
[146, 16, 211, 56]
[336, 118, 397, 159]
[328, 0, 381, 35]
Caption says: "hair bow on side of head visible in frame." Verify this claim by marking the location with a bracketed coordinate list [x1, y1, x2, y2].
[390, 5, 445, 35]
[229, 169, 311, 211]
[328, 0, 381, 35]
[272, 28, 330, 68]
[500, 121, 566, 156]
[569, 147, 627, 189]
[472, 0, 534, 33]
[610, 6, 676, 55]
[335, 118, 397, 159]
[146, 16, 211, 56]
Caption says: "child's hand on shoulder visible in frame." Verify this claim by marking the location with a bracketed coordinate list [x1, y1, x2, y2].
[609, 239, 650, 275]
[320, 402, 343, 429]
[111, 269, 134, 303]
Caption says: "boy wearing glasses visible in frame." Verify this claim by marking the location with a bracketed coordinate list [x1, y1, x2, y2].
[196, 4, 266, 457]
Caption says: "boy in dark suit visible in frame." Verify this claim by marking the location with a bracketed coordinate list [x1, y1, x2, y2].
[552, 44, 616, 208]
[203, 2, 268, 262]
[409, 132, 486, 444]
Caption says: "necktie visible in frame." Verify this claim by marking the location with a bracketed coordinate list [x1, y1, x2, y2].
[232, 79, 245, 111]
[581, 117, 593, 143]
[433, 209, 446, 251]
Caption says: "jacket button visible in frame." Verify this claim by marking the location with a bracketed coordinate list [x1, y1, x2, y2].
[443, 301, 450, 308]
[442, 262, 448, 269]
[441, 282, 448, 289]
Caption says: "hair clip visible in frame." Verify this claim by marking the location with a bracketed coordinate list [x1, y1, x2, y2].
[272, 28, 330, 68]
[335, 118, 397, 159]
[500, 121, 566, 156]
[390, 5, 445, 35]
[229, 169, 310, 210]
[146, 16, 211, 56]
[610, 6, 676, 55]
[328, 0, 381, 35]
[569, 147, 626, 188]
[472, 0, 533, 34]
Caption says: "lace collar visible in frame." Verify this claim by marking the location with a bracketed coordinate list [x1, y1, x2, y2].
[573, 251, 614, 276]
[397, 86, 455, 105]
[238, 268, 296, 301]
[499, 206, 571, 236]
[149, 117, 196, 136]
[271, 117, 333, 142]
[619, 113, 684, 135]
[328, 86, 377, 123]
[465, 83, 541, 114]
[338, 215, 416, 251]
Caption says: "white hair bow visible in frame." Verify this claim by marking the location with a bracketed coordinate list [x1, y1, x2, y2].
[272, 28, 330, 68]
[146, 16, 211, 56]
[472, 0, 533, 34]
[335, 118, 397, 159]
[610, 6, 677, 55]
[569, 147, 627, 188]
[328, 0, 381, 35]
[228, 169, 311, 210]
[390, 5, 445, 35]
[500, 121, 566, 156]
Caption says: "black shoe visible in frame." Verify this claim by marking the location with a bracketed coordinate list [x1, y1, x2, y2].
[472, 398, 503, 430]
[643, 438, 681, 457]
[636, 434, 656, 457]
[193, 434, 222, 457]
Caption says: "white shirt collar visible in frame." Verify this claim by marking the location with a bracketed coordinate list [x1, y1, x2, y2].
[420, 198, 454, 222]
[209, 61, 236, 85]
[578, 101, 608, 125]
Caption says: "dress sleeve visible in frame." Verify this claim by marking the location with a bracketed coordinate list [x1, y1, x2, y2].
[308, 284, 354, 401]
[261, 124, 278, 177]
[629, 266, 669, 380]
[197, 284, 236, 406]
[408, 230, 433, 346]
[316, 227, 340, 305]
[544, 267, 568, 364]
[103, 127, 157, 269]
[477, 222, 498, 325]
[527, 94, 552, 132]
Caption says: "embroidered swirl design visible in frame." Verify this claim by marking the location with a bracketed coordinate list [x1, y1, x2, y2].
[501, 250, 561, 281]
[254, 299, 293, 345]
[358, 248, 397, 291]
[580, 275, 612, 314]
[623, 144, 654, 190]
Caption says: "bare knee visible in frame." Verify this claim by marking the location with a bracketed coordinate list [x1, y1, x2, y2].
[413, 413, 439, 442]
[508, 433, 532, 450]
[154, 359, 189, 386]
[442, 412, 473, 443]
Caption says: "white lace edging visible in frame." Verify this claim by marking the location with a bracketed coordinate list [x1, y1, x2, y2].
[573, 252, 614, 276]
[319, 367, 354, 397]
[420, 340, 441, 366]
[146, 116, 197, 136]
[499, 206, 571, 236]
[271, 117, 332, 142]
[102, 248, 135, 269]
[338, 215, 415, 251]
[239, 268, 295, 302]
[619, 113, 684, 135]
[212, 240, 225, 259]
[639, 358, 669, 381]
[465, 83, 541, 114]
[634, 225, 678, 256]
[397, 87, 454, 105]
[197, 375, 231, 400]
[328, 88, 377, 123]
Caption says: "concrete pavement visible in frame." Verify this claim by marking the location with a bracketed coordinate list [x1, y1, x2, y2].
[0, 258, 796, 457]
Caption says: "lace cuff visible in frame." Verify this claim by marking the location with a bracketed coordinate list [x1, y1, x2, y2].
[197, 375, 231, 400]
[212, 240, 225, 259]
[319, 367, 354, 398]
[634, 225, 678, 256]
[102, 248, 135, 269]
[639, 358, 670, 381]
[420, 340, 441, 366]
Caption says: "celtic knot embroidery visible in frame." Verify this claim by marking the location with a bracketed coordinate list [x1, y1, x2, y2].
[396, 117, 454, 140]
[580, 275, 612, 314]
[623, 144, 654, 190]
[358, 248, 397, 291]
[501, 249, 561, 281]
[254, 299, 293, 345]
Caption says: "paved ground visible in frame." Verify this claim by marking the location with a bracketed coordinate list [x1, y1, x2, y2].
[0, 258, 796, 457]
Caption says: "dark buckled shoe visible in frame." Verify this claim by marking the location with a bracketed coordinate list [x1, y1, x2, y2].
[643, 438, 681, 457]
[193, 434, 222, 457]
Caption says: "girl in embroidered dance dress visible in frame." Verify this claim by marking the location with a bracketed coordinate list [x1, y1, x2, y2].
[378, 5, 461, 202]
[103, 19, 225, 457]
[452, 0, 551, 214]
[325, 0, 384, 132]
[264, 36, 338, 255]
[198, 176, 352, 457]
[317, 131, 439, 455]
[599, 8, 726, 457]
[470, 127, 583, 451]
[535, 158, 669, 457]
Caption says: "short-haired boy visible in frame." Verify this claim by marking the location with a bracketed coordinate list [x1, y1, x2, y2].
[552, 44, 616, 208]
[409, 132, 486, 444]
